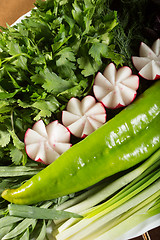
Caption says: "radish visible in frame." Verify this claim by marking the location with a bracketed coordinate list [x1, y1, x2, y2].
[93, 63, 139, 109]
[24, 120, 72, 165]
[132, 38, 160, 80]
[62, 96, 106, 138]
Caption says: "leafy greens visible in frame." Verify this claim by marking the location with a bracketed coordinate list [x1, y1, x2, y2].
[0, 0, 153, 165]
[0, 0, 126, 165]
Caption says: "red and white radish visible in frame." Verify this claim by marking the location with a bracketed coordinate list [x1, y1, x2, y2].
[62, 95, 106, 138]
[132, 38, 160, 80]
[93, 63, 139, 109]
[24, 120, 72, 165]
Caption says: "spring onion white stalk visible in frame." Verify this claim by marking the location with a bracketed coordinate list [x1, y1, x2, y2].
[95, 197, 160, 240]
[55, 177, 160, 240]
[82, 194, 160, 240]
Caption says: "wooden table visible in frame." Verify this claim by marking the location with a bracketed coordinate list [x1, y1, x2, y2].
[0, 0, 35, 27]
[0, 0, 159, 239]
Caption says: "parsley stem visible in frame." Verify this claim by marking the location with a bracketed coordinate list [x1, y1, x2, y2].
[1, 53, 31, 64]
[7, 71, 21, 89]
[10, 108, 15, 133]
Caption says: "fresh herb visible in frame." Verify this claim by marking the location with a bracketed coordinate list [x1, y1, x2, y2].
[0, 0, 153, 165]
[0, 0, 124, 165]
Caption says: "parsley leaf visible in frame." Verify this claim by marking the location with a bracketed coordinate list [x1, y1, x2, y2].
[0, 126, 10, 148]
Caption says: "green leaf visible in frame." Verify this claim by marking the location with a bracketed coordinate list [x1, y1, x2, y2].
[58, 79, 89, 101]
[9, 147, 23, 165]
[103, 10, 118, 32]
[89, 43, 109, 65]
[41, 68, 74, 94]
[0, 100, 12, 115]
[77, 56, 99, 77]
[0, 216, 22, 229]
[0, 90, 19, 100]
[0, 116, 10, 124]
[55, 47, 76, 78]
[2, 218, 37, 240]
[31, 54, 46, 65]
[36, 220, 46, 240]
[32, 96, 60, 120]
[7, 41, 22, 55]
[7, 70, 21, 88]
[8, 204, 82, 220]
[19, 228, 29, 240]
[56, 47, 76, 64]
[0, 165, 43, 177]
[105, 45, 124, 66]
[72, 0, 83, 25]
[0, 226, 13, 240]
[0, 126, 10, 147]
[64, 15, 75, 34]
[17, 100, 31, 109]
[8, 130, 24, 150]
[51, 35, 72, 54]
[89, 42, 124, 66]
[33, 107, 52, 121]
[12, 56, 28, 71]
[83, 6, 95, 35]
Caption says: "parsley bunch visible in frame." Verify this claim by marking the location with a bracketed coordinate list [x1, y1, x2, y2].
[0, 0, 151, 165]
[0, 0, 124, 165]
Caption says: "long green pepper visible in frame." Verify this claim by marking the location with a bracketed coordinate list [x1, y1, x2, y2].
[2, 81, 160, 205]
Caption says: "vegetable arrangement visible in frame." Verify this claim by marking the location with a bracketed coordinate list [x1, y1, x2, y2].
[0, 0, 160, 239]
[2, 80, 160, 204]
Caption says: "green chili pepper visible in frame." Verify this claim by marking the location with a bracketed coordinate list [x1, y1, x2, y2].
[2, 81, 160, 205]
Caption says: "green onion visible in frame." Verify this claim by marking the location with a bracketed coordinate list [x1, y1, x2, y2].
[56, 179, 160, 239]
